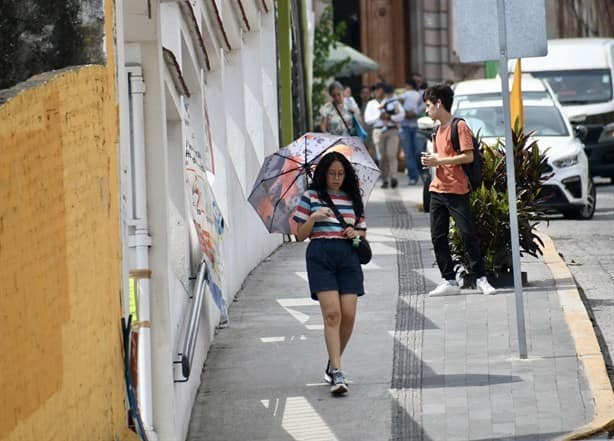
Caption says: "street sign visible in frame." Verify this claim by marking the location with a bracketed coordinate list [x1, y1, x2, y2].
[455, 0, 547, 63]
[454, 0, 548, 359]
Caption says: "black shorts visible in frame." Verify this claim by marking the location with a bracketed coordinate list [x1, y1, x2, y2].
[306, 239, 365, 301]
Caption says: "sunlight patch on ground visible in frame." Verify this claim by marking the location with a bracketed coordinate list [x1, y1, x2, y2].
[281, 396, 339, 441]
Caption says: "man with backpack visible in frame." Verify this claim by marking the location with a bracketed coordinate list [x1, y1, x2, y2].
[420, 84, 496, 296]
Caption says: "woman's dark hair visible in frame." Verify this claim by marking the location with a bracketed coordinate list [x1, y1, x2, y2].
[328, 81, 344, 96]
[310, 151, 364, 219]
[423, 84, 454, 112]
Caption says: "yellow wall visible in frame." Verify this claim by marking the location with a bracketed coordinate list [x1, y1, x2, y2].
[0, 2, 135, 440]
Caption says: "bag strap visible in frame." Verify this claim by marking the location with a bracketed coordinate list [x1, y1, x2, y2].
[320, 192, 349, 228]
[450, 117, 462, 153]
[431, 126, 439, 153]
[333, 103, 352, 134]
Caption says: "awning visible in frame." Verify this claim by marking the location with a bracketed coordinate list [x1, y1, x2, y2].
[324, 42, 379, 77]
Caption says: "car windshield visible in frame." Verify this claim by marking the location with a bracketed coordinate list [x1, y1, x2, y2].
[455, 105, 569, 137]
[531, 69, 613, 104]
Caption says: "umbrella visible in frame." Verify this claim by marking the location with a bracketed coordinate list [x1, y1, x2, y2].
[248, 133, 380, 234]
[324, 42, 379, 77]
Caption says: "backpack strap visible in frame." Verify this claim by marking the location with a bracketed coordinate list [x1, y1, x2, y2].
[450, 117, 462, 154]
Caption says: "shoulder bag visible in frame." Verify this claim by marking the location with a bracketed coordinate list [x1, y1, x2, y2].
[323, 193, 372, 265]
[334, 104, 368, 141]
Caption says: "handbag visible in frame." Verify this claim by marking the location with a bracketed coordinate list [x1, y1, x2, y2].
[351, 113, 368, 141]
[334, 104, 367, 141]
[322, 193, 372, 265]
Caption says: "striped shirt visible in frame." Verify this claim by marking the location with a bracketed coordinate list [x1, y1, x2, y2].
[292, 189, 367, 240]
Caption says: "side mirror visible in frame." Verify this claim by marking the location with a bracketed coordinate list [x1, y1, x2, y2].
[573, 124, 588, 141]
[569, 113, 587, 123]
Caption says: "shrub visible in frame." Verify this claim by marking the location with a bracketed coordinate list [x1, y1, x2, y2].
[450, 125, 551, 283]
[312, 5, 348, 126]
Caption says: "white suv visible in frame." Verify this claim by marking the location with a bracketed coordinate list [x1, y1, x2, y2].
[419, 77, 596, 219]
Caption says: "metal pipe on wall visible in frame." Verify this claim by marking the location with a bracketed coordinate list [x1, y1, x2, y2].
[128, 66, 158, 441]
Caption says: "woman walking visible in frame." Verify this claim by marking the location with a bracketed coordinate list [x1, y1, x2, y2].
[320, 81, 362, 136]
[293, 152, 367, 395]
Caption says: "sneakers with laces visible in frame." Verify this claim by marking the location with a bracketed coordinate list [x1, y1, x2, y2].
[428, 280, 461, 297]
[330, 369, 348, 395]
[324, 360, 332, 384]
[476, 276, 496, 295]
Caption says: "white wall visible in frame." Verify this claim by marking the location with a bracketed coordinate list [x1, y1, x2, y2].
[118, 1, 281, 439]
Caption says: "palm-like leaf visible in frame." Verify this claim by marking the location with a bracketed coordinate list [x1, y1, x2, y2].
[450, 125, 549, 281]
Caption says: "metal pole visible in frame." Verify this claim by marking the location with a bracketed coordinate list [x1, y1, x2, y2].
[496, 0, 528, 359]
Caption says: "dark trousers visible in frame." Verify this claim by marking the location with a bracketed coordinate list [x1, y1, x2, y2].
[429, 192, 485, 280]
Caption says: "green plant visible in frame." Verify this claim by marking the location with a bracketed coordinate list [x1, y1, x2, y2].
[312, 5, 349, 124]
[450, 125, 551, 282]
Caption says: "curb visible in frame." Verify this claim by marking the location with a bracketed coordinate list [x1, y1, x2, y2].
[539, 232, 614, 440]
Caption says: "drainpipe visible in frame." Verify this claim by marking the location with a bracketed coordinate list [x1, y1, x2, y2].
[127, 66, 158, 441]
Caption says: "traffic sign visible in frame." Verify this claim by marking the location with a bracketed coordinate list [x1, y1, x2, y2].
[455, 0, 547, 63]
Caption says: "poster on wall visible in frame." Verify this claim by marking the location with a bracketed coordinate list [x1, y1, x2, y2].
[184, 102, 227, 322]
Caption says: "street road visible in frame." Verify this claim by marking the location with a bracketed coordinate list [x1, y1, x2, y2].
[540, 179, 614, 385]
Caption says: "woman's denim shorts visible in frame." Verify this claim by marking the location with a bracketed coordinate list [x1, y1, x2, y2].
[306, 239, 365, 301]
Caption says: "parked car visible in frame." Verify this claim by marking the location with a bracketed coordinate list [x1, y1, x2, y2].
[519, 39, 614, 181]
[420, 77, 596, 219]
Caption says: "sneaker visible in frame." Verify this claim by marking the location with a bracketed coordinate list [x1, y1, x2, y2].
[409, 178, 418, 185]
[391, 178, 398, 188]
[330, 369, 348, 395]
[381, 181, 389, 189]
[324, 360, 332, 384]
[476, 276, 496, 295]
[428, 280, 461, 297]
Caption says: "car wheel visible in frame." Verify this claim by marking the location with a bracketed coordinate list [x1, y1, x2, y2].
[422, 174, 431, 213]
[563, 178, 596, 220]
[578, 178, 596, 219]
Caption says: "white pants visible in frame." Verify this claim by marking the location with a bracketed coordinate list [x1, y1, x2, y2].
[373, 128, 399, 182]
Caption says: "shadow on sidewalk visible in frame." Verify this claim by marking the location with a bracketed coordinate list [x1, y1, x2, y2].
[421, 373, 522, 388]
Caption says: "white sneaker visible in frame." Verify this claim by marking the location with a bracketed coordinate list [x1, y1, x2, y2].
[428, 280, 461, 297]
[476, 276, 496, 295]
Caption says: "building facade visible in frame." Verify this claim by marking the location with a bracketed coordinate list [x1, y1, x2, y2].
[117, 0, 280, 439]
[0, 1, 132, 440]
[1, 0, 286, 440]
[329, 0, 614, 89]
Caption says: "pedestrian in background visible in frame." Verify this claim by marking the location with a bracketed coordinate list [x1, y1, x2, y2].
[343, 86, 359, 110]
[421, 84, 496, 297]
[359, 85, 377, 163]
[399, 78, 426, 185]
[293, 152, 367, 396]
[320, 81, 361, 136]
[364, 83, 404, 188]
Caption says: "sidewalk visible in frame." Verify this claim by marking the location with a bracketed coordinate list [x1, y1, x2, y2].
[187, 185, 596, 441]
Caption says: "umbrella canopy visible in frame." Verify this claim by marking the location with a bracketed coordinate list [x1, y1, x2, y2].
[248, 133, 380, 234]
[324, 42, 379, 77]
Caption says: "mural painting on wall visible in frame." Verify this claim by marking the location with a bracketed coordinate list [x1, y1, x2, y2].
[184, 102, 227, 321]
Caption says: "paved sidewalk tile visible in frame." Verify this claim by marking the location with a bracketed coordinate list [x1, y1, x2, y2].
[187, 186, 594, 441]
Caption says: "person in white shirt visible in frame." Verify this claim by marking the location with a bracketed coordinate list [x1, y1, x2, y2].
[364, 83, 405, 188]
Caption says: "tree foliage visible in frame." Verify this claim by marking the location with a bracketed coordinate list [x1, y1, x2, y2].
[311, 5, 349, 124]
[0, 0, 104, 90]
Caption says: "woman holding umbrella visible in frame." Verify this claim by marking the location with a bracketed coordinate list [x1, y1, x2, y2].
[292, 151, 367, 396]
